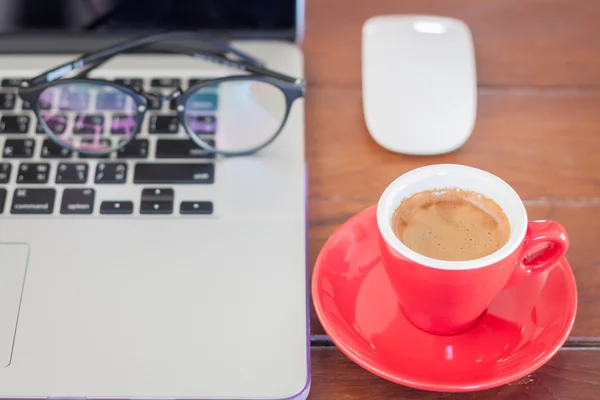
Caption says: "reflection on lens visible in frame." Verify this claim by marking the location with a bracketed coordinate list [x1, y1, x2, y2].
[186, 91, 218, 111]
[188, 115, 216, 134]
[38, 82, 140, 153]
[184, 80, 286, 153]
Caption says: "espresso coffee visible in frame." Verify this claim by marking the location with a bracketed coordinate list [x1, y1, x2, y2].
[392, 188, 510, 261]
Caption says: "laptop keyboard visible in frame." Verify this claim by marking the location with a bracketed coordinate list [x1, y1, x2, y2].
[0, 76, 216, 216]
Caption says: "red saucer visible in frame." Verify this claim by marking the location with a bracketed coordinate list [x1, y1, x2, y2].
[312, 206, 577, 392]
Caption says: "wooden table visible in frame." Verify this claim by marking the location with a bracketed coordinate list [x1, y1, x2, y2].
[302, 0, 600, 398]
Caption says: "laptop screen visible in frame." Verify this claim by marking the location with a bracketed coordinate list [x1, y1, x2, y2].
[0, 0, 298, 40]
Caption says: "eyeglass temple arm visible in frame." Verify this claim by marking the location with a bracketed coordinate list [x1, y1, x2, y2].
[163, 43, 304, 86]
[71, 43, 304, 88]
[24, 31, 267, 86]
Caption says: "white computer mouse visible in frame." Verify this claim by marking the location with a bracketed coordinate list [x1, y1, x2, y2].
[362, 15, 477, 155]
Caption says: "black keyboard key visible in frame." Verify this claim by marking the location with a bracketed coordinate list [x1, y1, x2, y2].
[56, 163, 88, 184]
[134, 163, 214, 184]
[111, 114, 138, 134]
[60, 188, 95, 214]
[156, 139, 214, 159]
[144, 93, 162, 110]
[3, 139, 34, 158]
[140, 188, 174, 214]
[37, 114, 68, 134]
[0, 188, 5, 213]
[1, 78, 24, 87]
[95, 162, 127, 184]
[140, 201, 173, 214]
[0, 163, 10, 183]
[0, 115, 30, 134]
[180, 201, 213, 215]
[78, 153, 110, 160]
[151, 78, 180, 88]
[188, 115, 217, 134]
[78, 140, 111, 159]
[41, 139, 72, 158]
[17, 163, 49, 184]
[117, 139, 148, 159]
[100, 201, 134, 215]
[0, 93, 16, 110]
[142, 188, 173, 201]
[74, 114, 104, 134]
[11, 188, 55, 214]
[149, 115, 178, 134]
[114, 78, 144, 90]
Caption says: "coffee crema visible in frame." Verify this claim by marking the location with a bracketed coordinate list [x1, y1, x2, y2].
[392, 188, 510, 261]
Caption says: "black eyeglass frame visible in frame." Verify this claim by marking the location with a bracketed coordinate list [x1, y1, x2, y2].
[18, 31, 306, 157]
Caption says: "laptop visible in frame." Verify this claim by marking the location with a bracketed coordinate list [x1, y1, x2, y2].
[0, 1, 309, 399]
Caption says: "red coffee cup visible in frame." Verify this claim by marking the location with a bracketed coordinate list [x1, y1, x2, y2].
[376, 164, 569, 335]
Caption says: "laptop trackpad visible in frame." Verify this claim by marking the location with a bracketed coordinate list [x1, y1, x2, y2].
[0, 244, 29, 368]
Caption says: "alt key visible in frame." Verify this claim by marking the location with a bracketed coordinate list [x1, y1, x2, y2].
[180, 201, 213, 215]
[60, 188, 95, 214]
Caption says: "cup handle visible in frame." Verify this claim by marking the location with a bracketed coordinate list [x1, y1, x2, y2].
[505, 220, 569, 289]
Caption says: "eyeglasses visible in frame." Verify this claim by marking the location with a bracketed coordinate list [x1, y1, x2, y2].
[18, 31, 306, 157]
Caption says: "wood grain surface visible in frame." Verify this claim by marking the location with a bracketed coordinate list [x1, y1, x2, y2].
[303, 0, 600, 398]
[306, 88, 600, 201]
[303, 0, 600, 87]
[308, 347, 600, 400]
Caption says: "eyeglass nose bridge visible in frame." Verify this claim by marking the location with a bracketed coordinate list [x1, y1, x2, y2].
[167, 87, 184, 100]
[143, 87, 184, 102]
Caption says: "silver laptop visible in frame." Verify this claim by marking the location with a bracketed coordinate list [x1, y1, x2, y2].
[0, 1, 309, 399]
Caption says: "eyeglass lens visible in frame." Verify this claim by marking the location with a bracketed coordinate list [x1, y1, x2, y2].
[38, 82, 140, 153]
[36, 79, 287, 154]
[184, 80, 287, 153]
